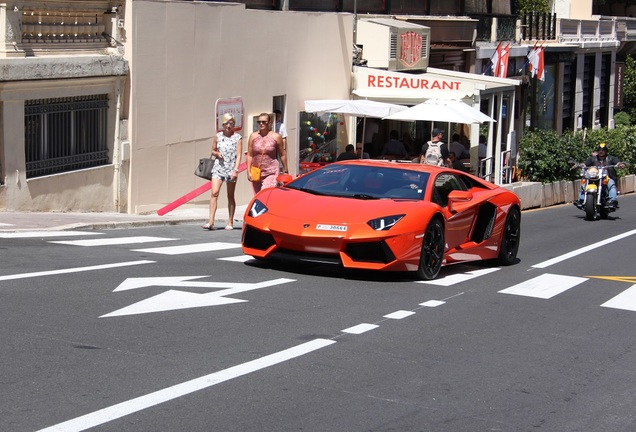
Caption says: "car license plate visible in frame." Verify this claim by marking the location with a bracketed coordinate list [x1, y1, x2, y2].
[316, 224, 347, 232]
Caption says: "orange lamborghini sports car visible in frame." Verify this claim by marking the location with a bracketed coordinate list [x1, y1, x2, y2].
[241, 160, 521, 280]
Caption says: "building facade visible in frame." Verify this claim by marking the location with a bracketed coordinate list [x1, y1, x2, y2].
[0, 0, 631, 214]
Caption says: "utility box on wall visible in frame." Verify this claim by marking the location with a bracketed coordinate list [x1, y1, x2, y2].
[357, 18, 430, 71]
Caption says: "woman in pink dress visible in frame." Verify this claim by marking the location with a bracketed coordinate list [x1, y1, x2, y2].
[246, 112, 288, 194]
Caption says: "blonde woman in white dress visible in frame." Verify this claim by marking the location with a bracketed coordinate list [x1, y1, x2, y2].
[202, 113, 242, 230]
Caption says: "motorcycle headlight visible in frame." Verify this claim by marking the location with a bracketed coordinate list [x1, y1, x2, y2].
[367, 214, 405, 231]
[587, 166, 599, 178]
[248, 199, 268, 218]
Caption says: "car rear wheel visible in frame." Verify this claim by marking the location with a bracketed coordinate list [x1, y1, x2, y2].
[497, 207, 520, 266]
[417, 218, 444, 280]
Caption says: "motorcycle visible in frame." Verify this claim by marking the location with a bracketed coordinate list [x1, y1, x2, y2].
[572, 162, 626, 221]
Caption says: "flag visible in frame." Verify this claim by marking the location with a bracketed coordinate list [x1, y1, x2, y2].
[494, 43, 510, 78]
[528, 45, 545, 81]
[483, 41, 502, 76]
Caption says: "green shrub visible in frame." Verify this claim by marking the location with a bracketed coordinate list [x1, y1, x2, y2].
[614, 111, 631, 127]
[517, 127, 636, 183]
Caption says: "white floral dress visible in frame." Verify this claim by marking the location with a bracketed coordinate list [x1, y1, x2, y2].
[211, 132, 241, 182]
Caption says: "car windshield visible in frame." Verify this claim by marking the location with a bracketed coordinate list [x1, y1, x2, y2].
[286, 164, 429, 200]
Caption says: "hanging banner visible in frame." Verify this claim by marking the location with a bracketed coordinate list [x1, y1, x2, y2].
[615, 62, 624, 109]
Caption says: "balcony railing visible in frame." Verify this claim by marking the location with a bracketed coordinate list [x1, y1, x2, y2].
[471, 14, 518, 42]
[558, 18, 618, 46]
[21, 9, 108, 45]
[0, 3, 119, 57]
[520, 13, 557, 41]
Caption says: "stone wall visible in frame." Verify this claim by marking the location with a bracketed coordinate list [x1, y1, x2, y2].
[503, 174, 636, 210]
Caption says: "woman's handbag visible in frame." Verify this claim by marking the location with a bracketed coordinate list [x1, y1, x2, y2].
[194, 155, 216, 180]
[249, 165, 261, 182]
[250, 145, 266, 182]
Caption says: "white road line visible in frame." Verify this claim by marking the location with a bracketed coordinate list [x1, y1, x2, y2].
[36, 338, 336, 432]
[218, 255, 253, 262]
[49, 236, 177, 247]
[0, 260, 155, 282]
[601, 284, 636, 311]
[0, 231, 102, 239]
[342, 323, 379, 334]
[384, 310, 415, 319]
[499, 273, 588, 299]
[0, 222, 14, 227]
[420, 300, 445, 307]
[532, 228, 636, 269]
[416, 267, 500, 286]
[132, 242, 241, 255]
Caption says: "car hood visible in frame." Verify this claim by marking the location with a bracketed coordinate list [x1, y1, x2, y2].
[258, 187, 430, 224]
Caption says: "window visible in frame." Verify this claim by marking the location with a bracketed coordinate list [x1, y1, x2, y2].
[432, 173, 466, 206]
[24, 95, 109, 178]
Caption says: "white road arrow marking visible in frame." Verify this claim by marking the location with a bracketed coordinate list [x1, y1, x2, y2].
[102, 277, 296, 317]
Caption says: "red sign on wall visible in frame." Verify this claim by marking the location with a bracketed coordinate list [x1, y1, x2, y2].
[215, 97, 244, 132]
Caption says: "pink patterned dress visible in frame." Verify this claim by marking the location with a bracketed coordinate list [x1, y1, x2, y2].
[251, 132, 280, 193]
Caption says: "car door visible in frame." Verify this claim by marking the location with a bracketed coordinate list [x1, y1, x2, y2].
[431, 172, 477, 250]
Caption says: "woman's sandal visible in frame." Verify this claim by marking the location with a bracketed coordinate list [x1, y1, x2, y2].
[201, 223, 214, 231]
[224, 225, 234, 230]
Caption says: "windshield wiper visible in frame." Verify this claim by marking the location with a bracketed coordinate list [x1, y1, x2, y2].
[352, 193, 379, 200]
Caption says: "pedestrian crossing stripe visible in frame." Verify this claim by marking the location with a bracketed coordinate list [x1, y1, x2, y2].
[498, 273, 588, 299]
[601, 285, 636, 311]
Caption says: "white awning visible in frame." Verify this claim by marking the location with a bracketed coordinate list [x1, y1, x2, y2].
[352, 66, 519, 102]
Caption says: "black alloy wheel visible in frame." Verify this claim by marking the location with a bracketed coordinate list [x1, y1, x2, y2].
[417, 218, 444, 280]
[497, 207, 521, 266]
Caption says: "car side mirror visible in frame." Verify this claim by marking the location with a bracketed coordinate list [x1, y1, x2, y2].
[447, 190, 473, 213]
[276, 173, 293, 186]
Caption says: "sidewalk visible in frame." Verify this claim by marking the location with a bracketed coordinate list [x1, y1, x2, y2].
[0, 205, 247, 232]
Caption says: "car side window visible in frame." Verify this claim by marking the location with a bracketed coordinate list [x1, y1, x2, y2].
[432, 173, 466, 207]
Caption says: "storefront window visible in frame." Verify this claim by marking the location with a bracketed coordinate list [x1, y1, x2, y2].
[298, 111, 347, 174]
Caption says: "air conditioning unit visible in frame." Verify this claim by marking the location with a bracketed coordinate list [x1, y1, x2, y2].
[357, 18, 430, 71]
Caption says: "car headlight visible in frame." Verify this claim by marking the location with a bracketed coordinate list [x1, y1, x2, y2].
[367, 214, 405, 231]
[248, 199, 268, 218]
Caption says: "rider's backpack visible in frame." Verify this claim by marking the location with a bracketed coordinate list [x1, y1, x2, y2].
[424, 141, 443, 166]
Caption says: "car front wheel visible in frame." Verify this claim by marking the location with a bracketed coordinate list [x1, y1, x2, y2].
[417, 218, 444, 280]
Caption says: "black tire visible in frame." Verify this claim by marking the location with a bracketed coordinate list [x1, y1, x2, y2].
[417, 218, 445, 280]
[584, 196, 596, 221]
[497, 207, 521, 266]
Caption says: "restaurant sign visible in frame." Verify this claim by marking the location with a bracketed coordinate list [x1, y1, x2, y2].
[352, 66, 475, 100]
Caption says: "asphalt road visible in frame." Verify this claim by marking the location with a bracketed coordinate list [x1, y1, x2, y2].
[2, 194, 636, 432]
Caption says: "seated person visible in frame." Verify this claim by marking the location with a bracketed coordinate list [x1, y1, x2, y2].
[355, 143, 370, 159]
[450, 133, 469, 159]
[448, 152, 468, 172]
[381, 130, 408, 159]
[336, 144, 358, 161]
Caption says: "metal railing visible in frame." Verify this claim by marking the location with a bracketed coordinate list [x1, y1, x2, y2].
[520, 13, 557, 41]
[25, 95, 109, 178]
[472, 14, 518, 42]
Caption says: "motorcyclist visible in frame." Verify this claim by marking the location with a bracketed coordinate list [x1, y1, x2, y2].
[575, 142, 625, 208]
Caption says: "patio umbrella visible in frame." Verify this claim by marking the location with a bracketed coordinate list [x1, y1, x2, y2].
[383, 99, 495, 124]
[304, 99, 407, 118]
[304, 99, 407, 157]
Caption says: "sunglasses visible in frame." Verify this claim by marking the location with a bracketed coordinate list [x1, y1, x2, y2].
[257, 120, 269, 124]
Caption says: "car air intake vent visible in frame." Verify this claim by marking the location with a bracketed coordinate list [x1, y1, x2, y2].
[471, 203, 497, 243]
[345, 241, 396, 263]
[243, 226, 276, 250]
